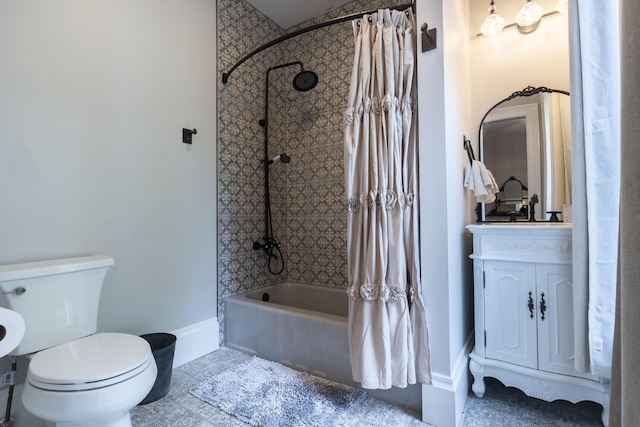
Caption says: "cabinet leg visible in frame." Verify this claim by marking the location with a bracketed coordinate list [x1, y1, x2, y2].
[601, 401, 609, 427]
[469, 358, 486, 397]
[472, 376, 486, 398]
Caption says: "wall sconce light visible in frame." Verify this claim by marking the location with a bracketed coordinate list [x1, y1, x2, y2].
[478, 0, 564, 37]
[481, 0, 506, 36]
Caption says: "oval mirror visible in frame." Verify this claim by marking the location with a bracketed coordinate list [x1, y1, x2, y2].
[478, 86, 571, 222]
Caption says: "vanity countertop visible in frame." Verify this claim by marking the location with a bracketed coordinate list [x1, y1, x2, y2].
[467, 222, 572, 231]
[466, 222, 572, 264]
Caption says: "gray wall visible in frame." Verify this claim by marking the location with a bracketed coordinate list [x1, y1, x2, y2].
[0, 0, 217, 338]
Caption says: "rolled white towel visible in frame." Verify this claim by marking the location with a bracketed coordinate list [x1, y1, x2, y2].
[478, 161, 499, 196]
[464, 160, 496, 203]
[463, 161, 475, 191]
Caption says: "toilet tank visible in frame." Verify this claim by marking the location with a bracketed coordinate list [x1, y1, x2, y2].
[0, 256, 114, 356]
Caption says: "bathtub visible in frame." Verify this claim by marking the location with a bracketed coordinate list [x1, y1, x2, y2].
[224, 281, 421, 411]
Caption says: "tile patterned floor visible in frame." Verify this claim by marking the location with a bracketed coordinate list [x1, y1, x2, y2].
[130, 347, 604, 427]
[460, 377, 604, 427]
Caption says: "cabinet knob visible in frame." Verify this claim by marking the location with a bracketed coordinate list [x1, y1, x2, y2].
[539, 293, 547, 321]
[528, 291, 534, 319]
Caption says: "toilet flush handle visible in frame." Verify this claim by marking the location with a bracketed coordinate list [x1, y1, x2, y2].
[1, 287, 26, 296]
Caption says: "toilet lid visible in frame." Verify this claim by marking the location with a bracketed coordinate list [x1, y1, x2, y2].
[27, 332, 153, 391]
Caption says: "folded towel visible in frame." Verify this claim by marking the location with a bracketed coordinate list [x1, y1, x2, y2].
[463, 160, 486, 199]
[464, 160, 499, 204]
[479, 161, 499, 196]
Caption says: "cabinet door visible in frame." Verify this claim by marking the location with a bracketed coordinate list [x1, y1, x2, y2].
[484, 261, 537, 369]
[536, 264, 596, 378]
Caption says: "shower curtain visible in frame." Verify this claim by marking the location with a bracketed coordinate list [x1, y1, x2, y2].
[611, 1, 640, 423]
[570, 0, 620, 378]
[344, 8, 430, 389]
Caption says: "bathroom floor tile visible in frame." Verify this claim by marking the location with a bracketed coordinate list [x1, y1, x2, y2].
[460, 377, 604, 427]
[131, 348, 605, 427]
[338, 396, 428, 427]
[131, 396, 214, 427]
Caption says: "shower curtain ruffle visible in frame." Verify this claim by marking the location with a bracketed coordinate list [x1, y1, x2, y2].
[348, 281, 415, 302]
[344, 95, 415, 122]
[346, 190, 415, 211]
[344, 7, 431, 390]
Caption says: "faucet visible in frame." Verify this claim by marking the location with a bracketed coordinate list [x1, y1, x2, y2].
[529, 194, 538, 222]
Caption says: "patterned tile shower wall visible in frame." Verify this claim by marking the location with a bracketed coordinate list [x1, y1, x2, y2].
[217, 0, 408, 344]
[217, 0, 284, 344]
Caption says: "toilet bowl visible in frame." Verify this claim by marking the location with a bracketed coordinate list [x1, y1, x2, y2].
[22, 333, 157, 427]
[0, 256, 159, 427]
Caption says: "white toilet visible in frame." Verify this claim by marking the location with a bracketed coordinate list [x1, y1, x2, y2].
[0, 256, 158, 427]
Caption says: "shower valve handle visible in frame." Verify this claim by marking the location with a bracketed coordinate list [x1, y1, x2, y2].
[253, 239, 279, 251]
[264, 241, 279, 250]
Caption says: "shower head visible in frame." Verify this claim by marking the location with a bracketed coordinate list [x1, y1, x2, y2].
[271, 153, 290, 164]
[293, 70, 318, 92]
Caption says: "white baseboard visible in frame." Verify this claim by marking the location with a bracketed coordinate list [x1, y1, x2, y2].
[452, 333, 474, 426]
[171, 317, 219, 368]
[422, 332, 474, 427]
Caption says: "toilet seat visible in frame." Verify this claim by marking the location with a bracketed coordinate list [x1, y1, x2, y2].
[27, 332, 153, 392]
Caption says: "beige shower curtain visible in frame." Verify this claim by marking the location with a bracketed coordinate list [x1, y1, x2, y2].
[610, 0, 640, 424]
[344, 8, 430, 389]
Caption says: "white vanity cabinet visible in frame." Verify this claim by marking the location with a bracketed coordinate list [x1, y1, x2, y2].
[467, 224, 609, 426]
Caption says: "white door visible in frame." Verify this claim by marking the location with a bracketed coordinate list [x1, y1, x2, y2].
[484, 261, 537, 369]
[536, 264, 597, 379]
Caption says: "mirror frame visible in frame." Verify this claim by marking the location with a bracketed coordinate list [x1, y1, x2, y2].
[476, 86, 570, 222]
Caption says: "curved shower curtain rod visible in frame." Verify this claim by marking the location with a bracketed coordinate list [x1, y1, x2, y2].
[221, 2, 415, 84]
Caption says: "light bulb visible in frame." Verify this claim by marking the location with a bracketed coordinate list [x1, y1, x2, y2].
[481, 1, 505, 37]
[481, 14, 506, 36]
[516, 1, 544, 26]
[556, 0, 568, 14]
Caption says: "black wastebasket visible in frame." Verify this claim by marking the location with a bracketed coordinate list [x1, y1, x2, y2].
[139, 333, 177, 405]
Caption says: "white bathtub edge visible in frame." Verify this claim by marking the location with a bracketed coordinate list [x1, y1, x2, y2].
[227, 295, 348, 326]
[171, 317, 219, 368]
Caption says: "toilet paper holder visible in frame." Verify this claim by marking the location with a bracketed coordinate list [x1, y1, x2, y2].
[1, 287, 26, 296]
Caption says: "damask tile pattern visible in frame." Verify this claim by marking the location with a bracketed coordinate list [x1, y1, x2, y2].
[217, 0, 285, 343]
[217, 0, 408, 344]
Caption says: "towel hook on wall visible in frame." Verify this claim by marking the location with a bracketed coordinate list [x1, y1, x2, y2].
[182, 128, 197, 144]
[421, 23, 437, 52]
[463, 135, 475, 163]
